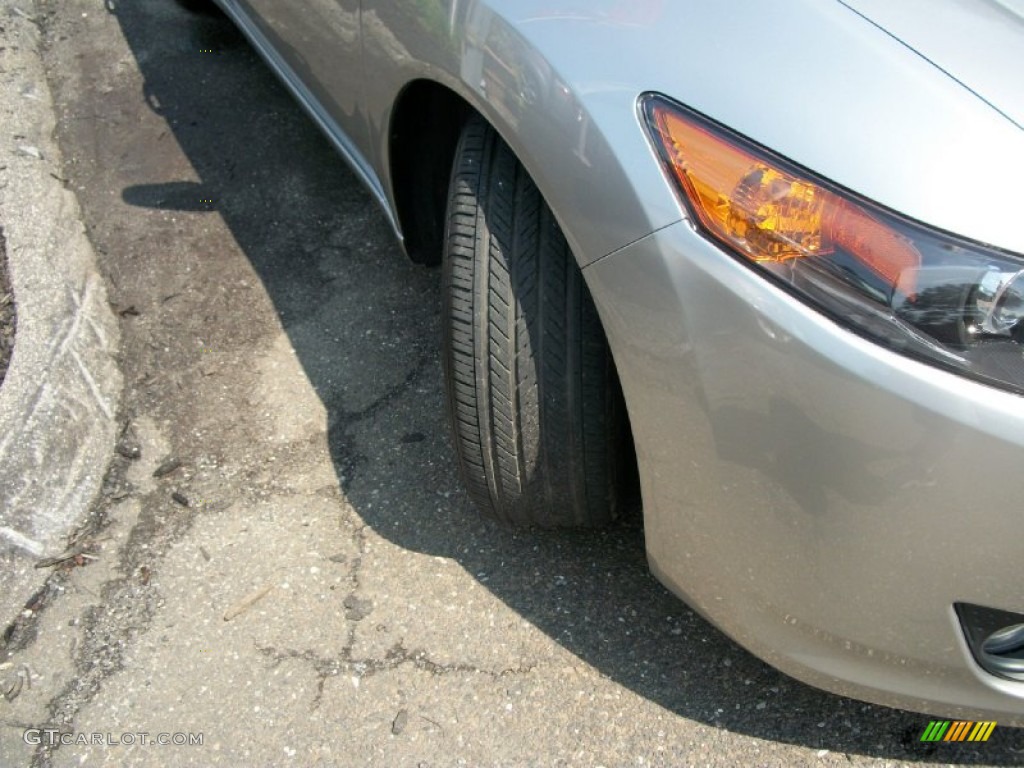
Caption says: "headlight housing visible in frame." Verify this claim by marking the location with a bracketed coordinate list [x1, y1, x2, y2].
[641, 94, 1024, 394]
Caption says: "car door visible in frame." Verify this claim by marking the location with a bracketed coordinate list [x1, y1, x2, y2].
[231, 0, 373, 175]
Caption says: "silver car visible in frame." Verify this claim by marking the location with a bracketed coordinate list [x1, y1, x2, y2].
[202, 0, 1024, 723]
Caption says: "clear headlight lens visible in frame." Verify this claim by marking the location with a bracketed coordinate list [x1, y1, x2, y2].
[642, 94, 1024, 393]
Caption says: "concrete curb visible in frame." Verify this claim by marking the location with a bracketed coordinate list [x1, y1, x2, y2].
[0, 3, 122, 626]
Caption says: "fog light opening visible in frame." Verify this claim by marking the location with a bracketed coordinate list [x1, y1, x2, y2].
[956, 603, 1024, 683]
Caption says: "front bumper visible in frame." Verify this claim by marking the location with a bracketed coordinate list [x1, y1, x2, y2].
[584, 219, 1024, 723]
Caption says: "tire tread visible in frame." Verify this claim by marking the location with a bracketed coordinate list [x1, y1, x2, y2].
[441, 116, 628, 528]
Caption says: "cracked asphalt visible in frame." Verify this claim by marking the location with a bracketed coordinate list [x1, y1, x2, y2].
[0, 227, 13, 387]
[1, 1, 1022, 766]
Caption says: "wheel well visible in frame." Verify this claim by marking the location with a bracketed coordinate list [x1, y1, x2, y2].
[389, 80, 473, 266]
[391, 85, 641, 512]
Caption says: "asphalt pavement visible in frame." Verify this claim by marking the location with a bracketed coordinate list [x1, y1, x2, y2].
[0, 0, 1021, 766]
[0, 234, 13, 385]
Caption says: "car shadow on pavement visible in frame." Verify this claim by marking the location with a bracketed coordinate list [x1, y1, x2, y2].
[105, 2, 1019, 763]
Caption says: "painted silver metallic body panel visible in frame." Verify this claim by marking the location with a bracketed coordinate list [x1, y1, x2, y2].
[211, 0, 1024, 719]
[215, 0, 392, 223]
[219, 0, 1024, 264]
[840, 0, 1024, 129]
[235, 0, 368, 142]
[584, 220, 1024, 723]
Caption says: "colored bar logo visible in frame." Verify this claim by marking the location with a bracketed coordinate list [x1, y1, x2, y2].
[920, 721, 997, 742]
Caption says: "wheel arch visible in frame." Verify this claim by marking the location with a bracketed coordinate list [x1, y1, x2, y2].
[387, 80, 474, 266]
[388, 88, 643, 518]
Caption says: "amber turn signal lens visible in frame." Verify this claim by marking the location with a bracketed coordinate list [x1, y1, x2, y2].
[648, 102, 921, 296]
[642, 94, 1024, 393]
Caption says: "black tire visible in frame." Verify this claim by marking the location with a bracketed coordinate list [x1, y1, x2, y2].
[441, 116, 632, 528]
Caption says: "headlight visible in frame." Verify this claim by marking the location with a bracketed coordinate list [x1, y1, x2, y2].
[641, 93, 1024, 394]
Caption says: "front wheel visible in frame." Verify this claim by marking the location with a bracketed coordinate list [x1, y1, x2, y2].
[441, 116, 633, 528]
